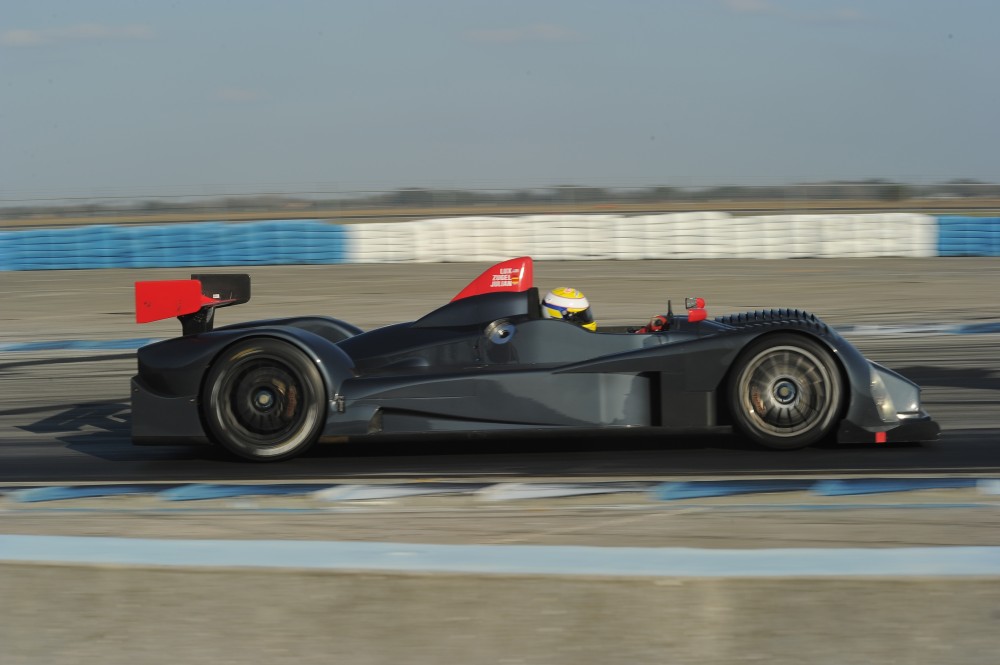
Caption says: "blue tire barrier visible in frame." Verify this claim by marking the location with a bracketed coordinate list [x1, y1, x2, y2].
[937, 216, 1000, 257]
[0, 220, 348, 270]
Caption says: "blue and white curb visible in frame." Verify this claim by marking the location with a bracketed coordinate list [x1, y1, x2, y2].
[836, 322, 1000, 336]
[5, 478, 999, 504]
[2, 535, 998, 577]
[0, 338, 161, 353]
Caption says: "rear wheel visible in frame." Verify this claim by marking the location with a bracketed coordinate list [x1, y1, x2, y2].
[203, 338, 325, 461]
[727, 334, 844, 450]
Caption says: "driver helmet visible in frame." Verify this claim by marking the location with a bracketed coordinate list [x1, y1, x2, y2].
[541, 287, 596, 331]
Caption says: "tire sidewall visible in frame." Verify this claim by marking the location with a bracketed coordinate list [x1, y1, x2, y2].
[727, 333, 844, 450]
[203, 338, 325, 461]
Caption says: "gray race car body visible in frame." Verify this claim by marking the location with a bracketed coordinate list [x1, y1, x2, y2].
[131, 258, 939, 460]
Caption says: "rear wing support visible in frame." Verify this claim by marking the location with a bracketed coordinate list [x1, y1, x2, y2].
[135, 274, 250, 336]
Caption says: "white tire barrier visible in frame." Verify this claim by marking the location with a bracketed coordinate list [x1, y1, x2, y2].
[343, 212, 939, 263]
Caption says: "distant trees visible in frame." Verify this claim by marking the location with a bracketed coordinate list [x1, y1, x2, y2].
[3, 179, 1000, 220]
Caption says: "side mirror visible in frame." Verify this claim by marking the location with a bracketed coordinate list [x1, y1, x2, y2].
[685, 297, 705, 310]
[685, 296, 708, 323]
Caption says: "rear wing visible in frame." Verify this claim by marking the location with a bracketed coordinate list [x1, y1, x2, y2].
[135, 273, 250, 335]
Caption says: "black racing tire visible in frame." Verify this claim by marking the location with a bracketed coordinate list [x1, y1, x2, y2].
[203, 338, 325, 461]
[727, 333, 844, 450]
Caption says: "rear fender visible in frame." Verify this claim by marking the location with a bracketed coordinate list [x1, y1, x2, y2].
[203, 327, 357, 401]
[136, 327, 355, 400]
[133, 327, 355, 447]
[218, 316, 363, 345]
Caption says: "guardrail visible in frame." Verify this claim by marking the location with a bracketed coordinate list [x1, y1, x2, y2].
[0, 214, 996, 270]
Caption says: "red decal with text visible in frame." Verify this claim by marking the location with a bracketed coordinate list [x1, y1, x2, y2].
[451, 257, 534, 301]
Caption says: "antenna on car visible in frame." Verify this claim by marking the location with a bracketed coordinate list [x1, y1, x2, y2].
[666, 300, 674, 328]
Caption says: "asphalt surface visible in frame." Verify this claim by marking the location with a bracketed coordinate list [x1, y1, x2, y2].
[1, 259, 998, 546]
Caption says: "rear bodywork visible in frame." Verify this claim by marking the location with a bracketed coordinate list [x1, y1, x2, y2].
[131, 260, 939, 449]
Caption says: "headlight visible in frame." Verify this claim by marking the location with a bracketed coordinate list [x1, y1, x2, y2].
[870, 368, 898, 423]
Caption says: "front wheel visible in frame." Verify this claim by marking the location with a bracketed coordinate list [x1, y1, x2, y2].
[727, 334, 844, 450]
[203, 338, 326, 461]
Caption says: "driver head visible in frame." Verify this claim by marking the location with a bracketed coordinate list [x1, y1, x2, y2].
[541, 287, 596, 331]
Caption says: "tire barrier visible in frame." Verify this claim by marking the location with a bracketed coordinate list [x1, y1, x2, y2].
[937, 216, 1000, 257]
[0, 220, 346, 271]
[0, 213, 991, 270]
[345, 212, 939, 262]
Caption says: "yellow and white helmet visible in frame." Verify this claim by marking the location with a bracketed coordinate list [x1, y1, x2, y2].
[541, 287, 596, 331]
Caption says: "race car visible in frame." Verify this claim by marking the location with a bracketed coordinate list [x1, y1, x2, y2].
[132, 257, 939, 461]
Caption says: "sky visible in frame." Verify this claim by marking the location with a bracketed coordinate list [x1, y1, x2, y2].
[2, 0, 999, 201]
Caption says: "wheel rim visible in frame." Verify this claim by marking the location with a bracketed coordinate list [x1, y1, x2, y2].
[736, 344, 835, 439]
[219, 358, 311, 449]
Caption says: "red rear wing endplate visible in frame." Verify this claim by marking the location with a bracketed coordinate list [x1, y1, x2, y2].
[135, 274, 250, 333]
[135, 280, 215, 324]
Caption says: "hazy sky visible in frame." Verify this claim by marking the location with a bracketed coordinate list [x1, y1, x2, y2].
[3, 0, 998, 199]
